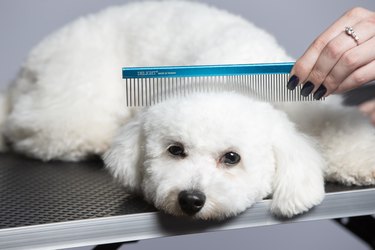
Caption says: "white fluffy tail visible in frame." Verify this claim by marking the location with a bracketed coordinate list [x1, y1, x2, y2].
[0, 90, 9, 151]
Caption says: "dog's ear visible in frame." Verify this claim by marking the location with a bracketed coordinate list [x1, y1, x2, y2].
[103, 114, 144, 193]
[270, 114, 325, 218]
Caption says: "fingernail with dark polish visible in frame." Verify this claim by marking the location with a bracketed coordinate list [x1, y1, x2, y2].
[313, 84, 327, 100]
[287, 75, 299, 90]
[301, 81, 315, 97]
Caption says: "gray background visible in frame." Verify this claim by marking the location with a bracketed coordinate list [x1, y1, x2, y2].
[1, 0, 374, 249]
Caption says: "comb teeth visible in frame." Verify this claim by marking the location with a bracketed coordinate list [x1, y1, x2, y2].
[125, 74, 317, 106]
[123, 62, 323, 107]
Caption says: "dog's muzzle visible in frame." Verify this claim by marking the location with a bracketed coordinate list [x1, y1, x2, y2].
[178, 190, 206, 215]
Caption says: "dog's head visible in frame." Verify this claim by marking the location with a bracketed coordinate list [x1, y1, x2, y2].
[104, 93, 325, 220]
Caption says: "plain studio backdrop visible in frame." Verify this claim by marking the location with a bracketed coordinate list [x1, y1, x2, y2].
[1, 1, 375, 250]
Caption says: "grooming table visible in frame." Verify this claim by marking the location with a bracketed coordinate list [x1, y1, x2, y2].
[0, 152, 374, 250]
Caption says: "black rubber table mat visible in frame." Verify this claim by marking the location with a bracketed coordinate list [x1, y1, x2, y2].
[0, 153, 155, 229]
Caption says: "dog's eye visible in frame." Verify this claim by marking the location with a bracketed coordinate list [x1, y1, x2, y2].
[167, 144, 186, 157]
[220, 151, 241, 166]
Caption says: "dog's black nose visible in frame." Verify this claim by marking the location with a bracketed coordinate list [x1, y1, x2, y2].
[178, 190, 206, 215]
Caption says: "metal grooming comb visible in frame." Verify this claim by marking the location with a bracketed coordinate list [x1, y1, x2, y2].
[122, 62, 322, 106]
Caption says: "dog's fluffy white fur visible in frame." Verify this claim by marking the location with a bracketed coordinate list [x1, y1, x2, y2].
[1, 1, 374, 219]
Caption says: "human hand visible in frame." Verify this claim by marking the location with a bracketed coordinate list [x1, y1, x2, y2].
[287, 7, 375, 100]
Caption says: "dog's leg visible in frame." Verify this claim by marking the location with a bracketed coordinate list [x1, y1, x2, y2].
[320, 109, 375, 186]
[280, 98, 375, 186]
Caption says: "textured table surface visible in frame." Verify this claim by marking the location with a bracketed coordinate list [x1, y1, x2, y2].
[0, 153, 155, 229]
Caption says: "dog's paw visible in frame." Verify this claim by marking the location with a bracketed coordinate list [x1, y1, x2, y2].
[271, 181, 325, 218]
[325, 165, 375, 186]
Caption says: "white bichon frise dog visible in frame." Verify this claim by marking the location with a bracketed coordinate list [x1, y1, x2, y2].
[1, 1, 374, 219]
